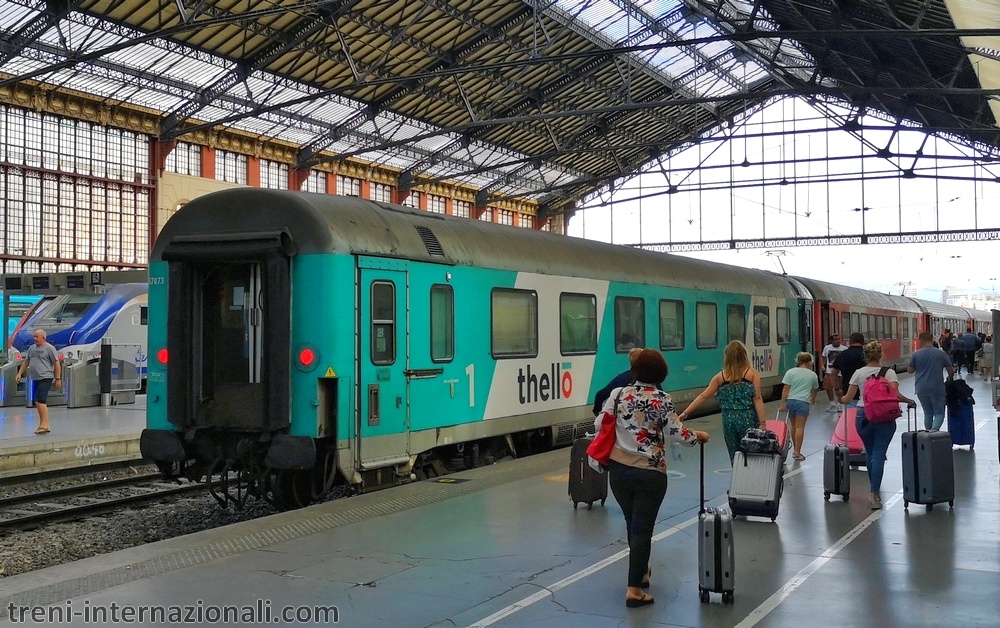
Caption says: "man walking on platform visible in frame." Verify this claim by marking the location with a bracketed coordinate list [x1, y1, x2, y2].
[829, 333, 865, 406]
[14, 329, 61, 435]
[821, 334, 847, 412]
[907, 332, 955, 431]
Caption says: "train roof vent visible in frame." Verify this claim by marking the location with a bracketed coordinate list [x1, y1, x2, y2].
[415, 226, 445, 257]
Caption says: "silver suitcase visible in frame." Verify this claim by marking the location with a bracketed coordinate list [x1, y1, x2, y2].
[698, 443, 734, 604]
[728, 451, 783, 521]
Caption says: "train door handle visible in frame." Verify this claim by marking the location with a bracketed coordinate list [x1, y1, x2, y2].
[396, 396, 402, 409]
[368, 384, 380, 426]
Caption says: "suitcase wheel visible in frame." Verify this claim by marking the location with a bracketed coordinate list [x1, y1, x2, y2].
[842, 494, 849, 502]
[903, 500, 909, 509]
[926, 504, 933, 512]
[700, 589, 710, 604]
[587, 502, 594, 510]
[949, 500, 954, 508]
[600, 498, 606, 506]
[824, 491, 830, 501]
[573, 502, 578, 510]
[723, 591, 734, 605]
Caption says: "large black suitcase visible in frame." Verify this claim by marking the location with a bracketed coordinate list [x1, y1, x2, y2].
[698, 442, 734, 604]
[823, 443, 851, 501]
[568, 437, 607, 510]
[823, 407, 852, 501]
[901, 410, 955, 511]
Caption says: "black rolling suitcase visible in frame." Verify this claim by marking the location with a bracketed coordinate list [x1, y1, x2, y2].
[698, 442, 734, 604]
[568, 437, 607, 510]
[901, 408, 955, 511]
[824, 407, 852, 501]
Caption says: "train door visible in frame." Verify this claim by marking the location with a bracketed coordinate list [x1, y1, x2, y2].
[200, 263, 263, 425]
[818, 302, 831, 352]
[899, 315, 912, 359]
[358, 264, 410, 470]
[798, 299, 813, 354]
[163, 236, 292, 433]
[188, 263, 269, 427]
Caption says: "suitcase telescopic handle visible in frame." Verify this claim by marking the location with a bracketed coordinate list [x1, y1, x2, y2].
[699, 441, 705, 514]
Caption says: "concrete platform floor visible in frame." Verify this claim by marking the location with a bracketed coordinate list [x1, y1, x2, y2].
[0, 396, 145, 479]
[0, 376, 997, 627]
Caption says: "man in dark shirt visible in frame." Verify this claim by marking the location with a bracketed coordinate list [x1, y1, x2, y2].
[592, 347, 642, 415]
[829, 332, 866, 403]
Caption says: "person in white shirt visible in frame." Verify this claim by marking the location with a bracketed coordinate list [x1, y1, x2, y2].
[821, 334, 847, 412]
[839, 341, 916, 510]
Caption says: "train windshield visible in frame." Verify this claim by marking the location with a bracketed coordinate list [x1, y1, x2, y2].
[41, 294, 101, 323]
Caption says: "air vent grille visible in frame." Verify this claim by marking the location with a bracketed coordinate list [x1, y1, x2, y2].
[415, 226, 444, 256]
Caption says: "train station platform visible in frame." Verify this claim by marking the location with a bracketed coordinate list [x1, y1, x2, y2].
[0, 376, 998, 627]
[0, 396, 146, 479]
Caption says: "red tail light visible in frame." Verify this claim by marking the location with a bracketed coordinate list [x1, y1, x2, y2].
[299, 347, 315, 366]
[295, 343, 319, 372]
[157, 348, 169, 364]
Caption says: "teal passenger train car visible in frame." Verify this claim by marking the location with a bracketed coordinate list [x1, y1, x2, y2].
[140, 189, 818, 509]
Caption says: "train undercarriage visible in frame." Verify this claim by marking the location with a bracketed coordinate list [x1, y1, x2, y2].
[145, 424, 574, 511]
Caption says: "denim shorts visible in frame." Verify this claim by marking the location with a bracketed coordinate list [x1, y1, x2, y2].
[33, 378, 54, 404]
[786, 399, 810, 418]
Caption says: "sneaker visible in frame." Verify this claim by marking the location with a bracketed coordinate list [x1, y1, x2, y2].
[870, 495, 882, 510]
[828, 403, 839, 412]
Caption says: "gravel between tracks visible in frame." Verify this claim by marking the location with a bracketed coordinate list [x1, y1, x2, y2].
[0, 467, 278, 578]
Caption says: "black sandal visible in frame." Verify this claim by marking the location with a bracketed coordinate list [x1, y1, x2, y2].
[626, 594, 654, 608]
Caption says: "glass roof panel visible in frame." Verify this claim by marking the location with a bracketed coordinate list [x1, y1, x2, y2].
[551, 0, 778, 98]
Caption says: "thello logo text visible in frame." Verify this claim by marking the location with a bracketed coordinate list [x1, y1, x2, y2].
[517, 362, 572, 404]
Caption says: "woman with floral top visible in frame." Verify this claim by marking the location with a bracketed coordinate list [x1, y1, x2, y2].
[596, 348, 710, 609]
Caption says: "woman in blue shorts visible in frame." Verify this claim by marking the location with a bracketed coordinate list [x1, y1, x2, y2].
[779, 352, 820, 460]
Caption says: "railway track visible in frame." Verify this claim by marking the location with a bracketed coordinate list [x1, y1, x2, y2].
[0, 473, 206, 533]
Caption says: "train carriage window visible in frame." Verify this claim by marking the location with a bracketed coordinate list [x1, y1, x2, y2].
[753, 305, 770, 346]
[854, 313, 863, 337]
[614, 297, 645, 352]
[891, 317, 898, 340]
[139, 306, 148, 326]
[561, 293, 597, 355]
[430, 285, 454, 362]
[659, 299, 684, 351]
[696, 302, 718, 349]
[877, 316, 885, 340]
[902, 316, 909, 340]
[869, 315, 877, 338]
[492, 289, 538, 358]
[370, 282, 396, 365]
[727, 304, 746, 344]
[842, 312, 851, 337]
[776, 308, 790, 345]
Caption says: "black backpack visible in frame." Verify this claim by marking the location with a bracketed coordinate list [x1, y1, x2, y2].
[945, 378, 974, 402]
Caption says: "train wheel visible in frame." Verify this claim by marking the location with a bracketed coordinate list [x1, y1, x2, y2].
[273, 469, 314, 510]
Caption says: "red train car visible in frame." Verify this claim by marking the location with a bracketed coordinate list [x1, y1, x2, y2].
[789, 277, 923, 372]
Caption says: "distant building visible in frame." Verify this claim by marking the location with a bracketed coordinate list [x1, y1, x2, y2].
[941, 286, 1000, 312]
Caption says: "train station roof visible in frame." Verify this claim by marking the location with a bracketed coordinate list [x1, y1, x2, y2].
[1, 0, 999, 216]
